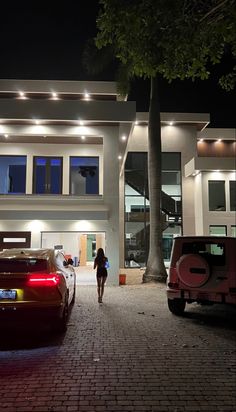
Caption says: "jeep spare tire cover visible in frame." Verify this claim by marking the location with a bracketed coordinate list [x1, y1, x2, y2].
[176, 254, 210, 287]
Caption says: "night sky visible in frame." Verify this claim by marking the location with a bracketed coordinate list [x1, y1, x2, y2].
[0, 1, 235, 127]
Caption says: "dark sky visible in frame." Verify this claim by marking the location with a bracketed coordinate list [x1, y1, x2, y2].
[0, 1, 235, 127]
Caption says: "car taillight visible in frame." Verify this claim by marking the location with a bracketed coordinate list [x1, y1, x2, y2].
[27, 273, 60, 286]
[168, 267, 179, 289]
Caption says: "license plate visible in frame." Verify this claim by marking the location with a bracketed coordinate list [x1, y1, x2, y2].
[0, 289, 17, 300]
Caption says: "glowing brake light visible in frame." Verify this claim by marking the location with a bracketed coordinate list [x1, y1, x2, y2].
[27, 273, 60, 286]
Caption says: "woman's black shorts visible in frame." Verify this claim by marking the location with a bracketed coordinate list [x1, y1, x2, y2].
[97, 267, 108, 278]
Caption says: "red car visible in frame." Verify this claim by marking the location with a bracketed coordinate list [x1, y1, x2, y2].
[167, 236, 236, 315]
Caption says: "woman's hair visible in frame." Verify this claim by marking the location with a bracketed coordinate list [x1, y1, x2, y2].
[95, 248, 106, 265]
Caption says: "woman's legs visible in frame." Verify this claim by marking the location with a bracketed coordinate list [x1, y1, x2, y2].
[96, 276, 102, 302]
[100, 276, 107, 302]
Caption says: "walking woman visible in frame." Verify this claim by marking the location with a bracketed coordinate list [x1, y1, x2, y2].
[93, 248, 109, 303]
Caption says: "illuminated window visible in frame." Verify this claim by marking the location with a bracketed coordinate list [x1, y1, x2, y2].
[70, 157, 99, 195]
[0, 156, 26, 194]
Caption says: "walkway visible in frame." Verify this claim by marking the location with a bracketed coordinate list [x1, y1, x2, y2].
[0, 284, 235, 411]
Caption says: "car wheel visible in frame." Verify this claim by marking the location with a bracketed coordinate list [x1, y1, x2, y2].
[168, 298, 186, 315]
[53, 296, 69, 333]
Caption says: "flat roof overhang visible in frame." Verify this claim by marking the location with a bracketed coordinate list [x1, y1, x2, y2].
[185, 157, 236, 177]
[0, 99, 136, 123]
[136, 112, 210, 131]
[0, 210, 109, 220]
[0, 195, 109, 220]
[0, 79, 119, 96]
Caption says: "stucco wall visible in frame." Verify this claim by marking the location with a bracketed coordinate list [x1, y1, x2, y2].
[0, 126, 120, 285]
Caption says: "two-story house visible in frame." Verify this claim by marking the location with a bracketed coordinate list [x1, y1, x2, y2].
[0, 80, 235, 284]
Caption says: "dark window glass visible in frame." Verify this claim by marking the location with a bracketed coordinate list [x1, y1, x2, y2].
[0, 156, 26, 194]
[230, 181, 236, 211]
[182, 242, 225, 266]
[70, 157, 99, 195]
[124, 152, 182, 265]
[0, 259, 48, 273]
[33, 157, 62, 194]
[208, 181, 226, 211]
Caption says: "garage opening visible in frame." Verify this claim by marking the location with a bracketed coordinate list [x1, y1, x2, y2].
[41, 231, 106, 285]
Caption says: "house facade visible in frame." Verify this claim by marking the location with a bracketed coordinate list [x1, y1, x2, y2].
[0, 80, 235, 284]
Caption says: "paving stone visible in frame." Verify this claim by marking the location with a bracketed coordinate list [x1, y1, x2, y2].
[0, 284, 235, 412]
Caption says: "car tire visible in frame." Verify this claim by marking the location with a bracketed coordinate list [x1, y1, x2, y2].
[71, 284, 76, 305]
[168, 298, 186, 315]
[53, 296, 69, 333]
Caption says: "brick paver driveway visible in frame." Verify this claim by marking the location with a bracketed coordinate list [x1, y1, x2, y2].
[0, 284, 236, 412]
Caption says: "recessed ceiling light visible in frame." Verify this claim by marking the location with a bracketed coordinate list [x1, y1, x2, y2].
[84, 92, 90, 99]
[217, 139, 222, 142]
[135, 121, 138, 125]
[52, 92, 58, 99]
[169, 121, 173, 126]
[4, 134, 8, 138]
[35, 120, 40, 125]
[79, 120, 84, 126]
[122, 135, 126, 141]
[118, 155, 122, 160]
[18, 91, 27, 99]
[81, 135, 85, 140]
[199, 138, 204, 142]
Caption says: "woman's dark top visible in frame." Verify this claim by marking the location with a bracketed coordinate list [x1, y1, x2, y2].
[94, 256, 108, 277]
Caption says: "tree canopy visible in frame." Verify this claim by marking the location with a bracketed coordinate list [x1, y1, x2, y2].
[96, 0, 236, 89]
[94, 0, 236, 283]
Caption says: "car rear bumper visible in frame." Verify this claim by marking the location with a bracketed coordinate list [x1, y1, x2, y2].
[167, 288, 236, 304]
[0, 302, 64, 321]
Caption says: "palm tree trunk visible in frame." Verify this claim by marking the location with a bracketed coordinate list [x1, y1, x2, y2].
[143, 76, 167, 283]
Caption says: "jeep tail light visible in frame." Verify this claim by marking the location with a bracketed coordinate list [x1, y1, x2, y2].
[168, 267, 179, 289]
[27, 273, 60, 286]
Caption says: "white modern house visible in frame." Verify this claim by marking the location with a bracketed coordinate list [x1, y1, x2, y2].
[0, 79, 235, 284]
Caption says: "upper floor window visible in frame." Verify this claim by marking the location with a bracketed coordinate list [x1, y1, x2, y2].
[33, 156, 63, 194]
[230, 181, 236, 211]
[70, 157, 99, 195]
[208, 180, 226, 211]
[0, 156, 26, 194]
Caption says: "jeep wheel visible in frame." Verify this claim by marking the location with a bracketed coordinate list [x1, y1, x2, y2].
[168, 298, 186, 315]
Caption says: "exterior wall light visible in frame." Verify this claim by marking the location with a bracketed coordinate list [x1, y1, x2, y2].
[81, 135, 85, 140]
[122, 135, 126, 141]
[118, 155, 122, 160]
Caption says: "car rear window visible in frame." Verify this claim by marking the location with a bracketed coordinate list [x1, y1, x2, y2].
[0, 258, 48, 273]
[182, 242, 225, 266]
